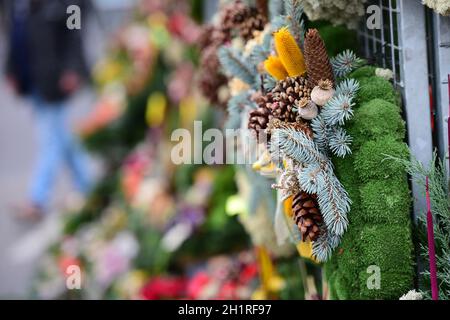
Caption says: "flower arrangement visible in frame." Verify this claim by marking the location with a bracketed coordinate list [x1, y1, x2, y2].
[205, 0, 365, 262]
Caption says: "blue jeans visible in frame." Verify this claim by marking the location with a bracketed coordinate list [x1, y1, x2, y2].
[30, 95, 91, 209]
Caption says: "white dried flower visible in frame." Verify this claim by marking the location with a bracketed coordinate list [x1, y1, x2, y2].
[375, 68, 394, 81]
[422, 0, 450, 16]
[300, 0, 368, 29]
[399, 290, 424, 300]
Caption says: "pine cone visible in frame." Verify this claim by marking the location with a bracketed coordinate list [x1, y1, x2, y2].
[271, 76, 311, 122]
[221, 1, 267, 41]
[248, 92, 273, 135]
[292, 192, 323, 241]
[198, 25, 229, 50]
[304, 29, 334, 88]
[238, 7, 267, 40]
[199, 46, 228, 107]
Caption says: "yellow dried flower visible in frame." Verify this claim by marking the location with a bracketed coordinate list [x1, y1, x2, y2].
[264, 56, 289, 80]
[274, 27, 306, 77]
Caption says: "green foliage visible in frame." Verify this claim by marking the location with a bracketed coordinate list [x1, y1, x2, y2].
[83, 58, 168, 162]
[359, 225, 414, 272]
[334, 275, 357, 300]
[359, 272, 413, 300]
[63, 172, 120, 234]
[354, 137, 409, 183]
[387, 152, 450, 299]
[349, 65, 376, 81]
[348, 99, 405, 148]
[325, 67, 415, 299]
[277, 258, 306, 300]
[359, 179, 411, 225]
[357, 76, 397, 105]
[357, 225, 414, 300]
[315, 24, 359, 57]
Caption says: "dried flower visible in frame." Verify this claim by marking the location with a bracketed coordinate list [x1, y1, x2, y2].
[264, 56, 289, 80]
[273, 27, 307, 77]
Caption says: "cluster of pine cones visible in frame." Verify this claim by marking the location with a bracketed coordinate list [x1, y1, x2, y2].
[248, 76, 311, 135]
[198, 0, 267, 107]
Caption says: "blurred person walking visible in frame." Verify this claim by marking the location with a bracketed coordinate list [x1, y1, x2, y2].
[3, 0, 91, 220]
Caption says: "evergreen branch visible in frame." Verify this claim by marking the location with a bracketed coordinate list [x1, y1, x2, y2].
[321, 93, 355, 126]
[331, 50, 365, 78]
[271, 15, 287, 32]
[316, 171, 350, 236]
[218, 46, 256, 85]
[386, 151, 450, 299]
[329, 127, 352, 158]
[270, 128, 327, 166]
[271, 128, 350, 237]
[269, 0, 286, 19]
[336, 78, 360, 97]
[298, 164, 324, 195]
[284, 0, 304, 46]
[250, 32, 272, 65]
[225, 92, 252, 129]
[311, 115, 331, 151]
[312, 227, 341, 262]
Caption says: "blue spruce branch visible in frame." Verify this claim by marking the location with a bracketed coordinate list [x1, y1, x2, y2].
[271, 128, 350, 237]
[336, 78, 360, 97]
[312, 227, 341, 262]
[269, 0, 286, 19]
[284, 0, 304, 45]
[218, 46, 256, 86]
[331, 50, 365, 78]
[321, 93, 355, 126]
[329, 127, 352, 158]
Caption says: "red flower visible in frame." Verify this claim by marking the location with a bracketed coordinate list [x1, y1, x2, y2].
[239, 263, 258, 284]
[186, 272, 210, 299]
[140, 276, 187, 300]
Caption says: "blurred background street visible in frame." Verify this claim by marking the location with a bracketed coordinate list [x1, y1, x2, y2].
[0, 2, 134, 298]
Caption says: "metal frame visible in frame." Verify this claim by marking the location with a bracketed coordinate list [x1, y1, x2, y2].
[431, 13, 450, 175]
[358, 0, 433, 218]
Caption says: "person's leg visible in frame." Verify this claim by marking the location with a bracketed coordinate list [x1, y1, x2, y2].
[29, 97, 65, 211]
[56, 103, 91, 196]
